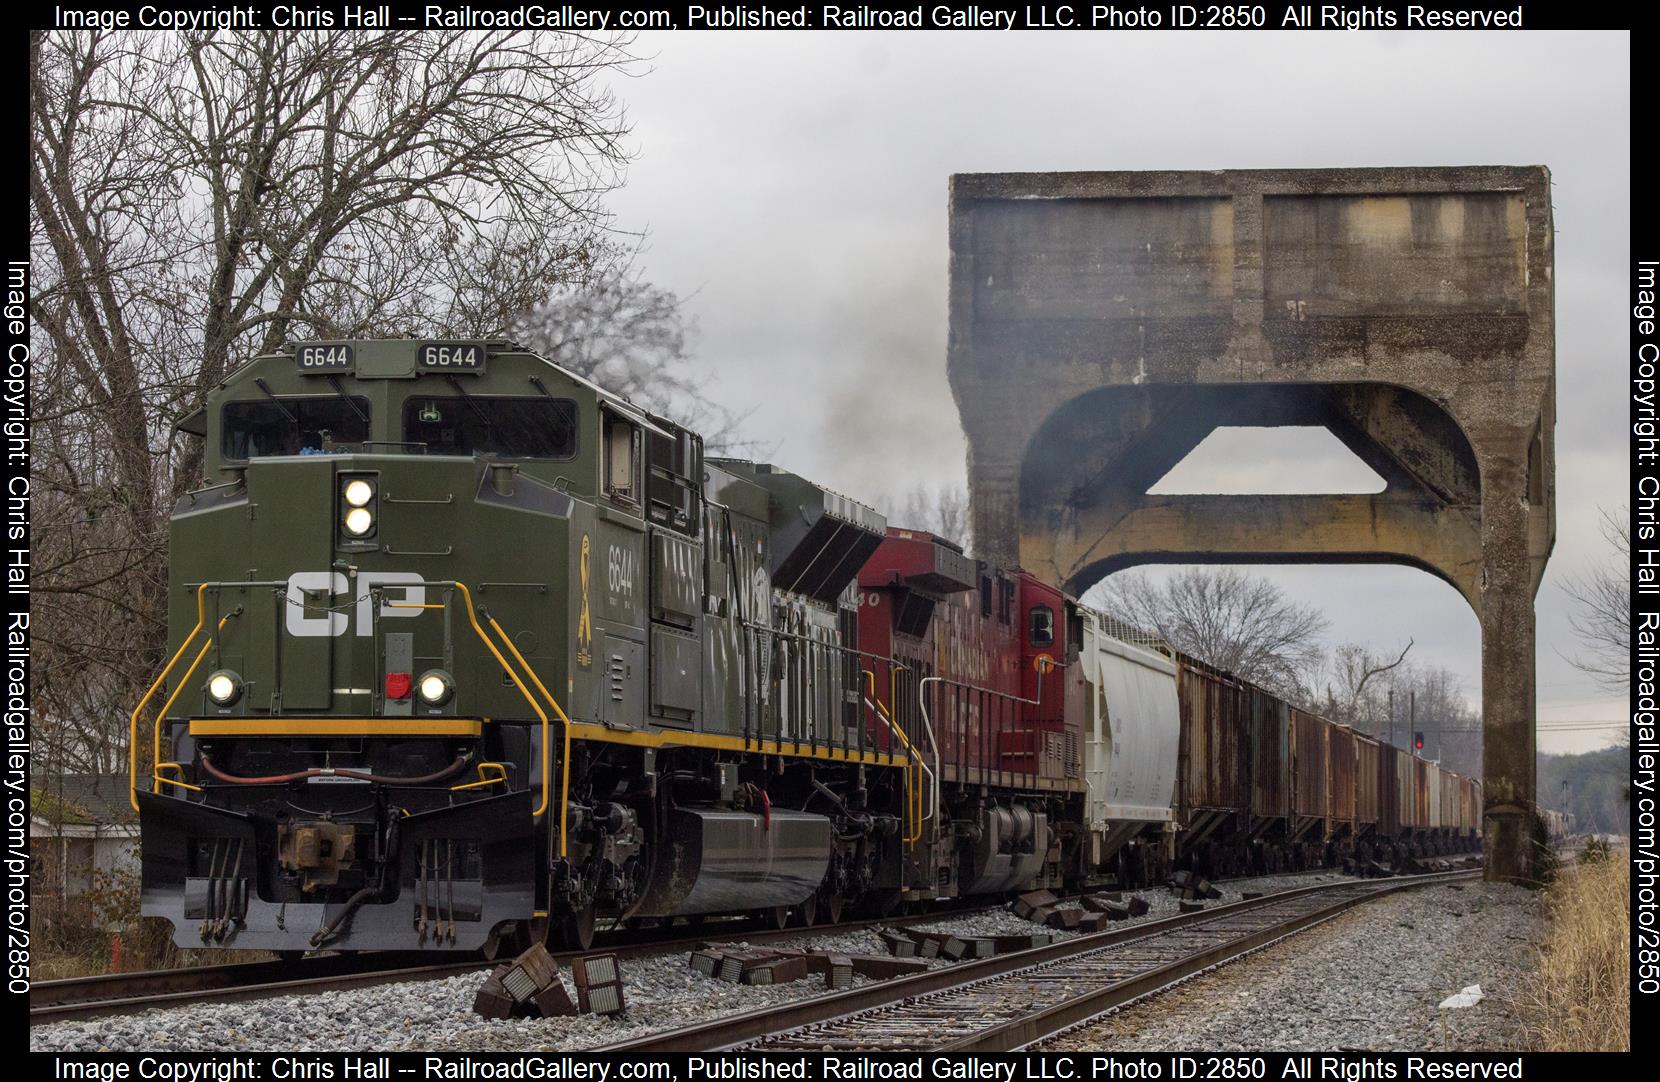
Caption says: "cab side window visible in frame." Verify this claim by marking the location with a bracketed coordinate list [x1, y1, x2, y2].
[602, 409, 640, 506]
[1029, 604, 1055, 648]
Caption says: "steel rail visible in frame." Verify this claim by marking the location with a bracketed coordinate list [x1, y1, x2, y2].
[594, 869, 1478, 1053]
[941, 875, 1475, 1051]
[27, 893, 1036, 1027]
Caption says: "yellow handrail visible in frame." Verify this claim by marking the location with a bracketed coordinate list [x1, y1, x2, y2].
[863, 670, 924, 845]
[451, 761, 509, 792]
[151, 612, 237, 796]
[154, 762, 203, 793]
[487, 616, 573, 860]
[129, 584, 211, 813]
[450, 583, 553, 827]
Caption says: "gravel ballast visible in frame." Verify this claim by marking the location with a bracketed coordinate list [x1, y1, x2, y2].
[31, 871, 1505, 1052]
[1045, 881, 1543, 1052]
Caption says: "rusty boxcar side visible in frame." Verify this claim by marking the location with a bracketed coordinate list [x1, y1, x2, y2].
[1353, 731, 1381, 833]
[1290, 708, 1329, 835]
[1439, 764, 1460, 836]
[1460, 775, 1481, 837]
[1327, 723, 1358, 838]
[1412, 756, 1431, 830]
[1378, 740, 1402, 838]
[1426, 761, 1444, 831]
[1249, 686, 1291, 831]
[1176, 659, 1250, 817]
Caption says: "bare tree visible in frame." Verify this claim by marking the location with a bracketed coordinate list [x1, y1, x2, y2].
[1316, 639, 1414, 730]
[1560, 507, 1629, 693]
[1093, 568, 1329, 695]
[1306, 645, 1481, 775]
[509, 247, 755, 453]
[30, 29, 636, 770]
[883, 484, 970, 548]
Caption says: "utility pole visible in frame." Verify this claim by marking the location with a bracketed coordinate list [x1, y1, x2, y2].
[1388, 689, 1395, 750]
[1409, 690, 1416, 759]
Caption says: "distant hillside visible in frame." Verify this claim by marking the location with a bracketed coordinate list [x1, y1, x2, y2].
[1537, 744, 1629, 836]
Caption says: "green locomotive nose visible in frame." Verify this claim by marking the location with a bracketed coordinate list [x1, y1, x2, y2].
[167, 340, 593, 724]
[139, 340, 613, 952]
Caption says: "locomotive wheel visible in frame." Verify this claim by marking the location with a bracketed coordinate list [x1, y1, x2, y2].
[825, 893, 845, 925]
[556, 904, 597, 951]
[768, 905, 790, 930]
[796, 892, 819, 927]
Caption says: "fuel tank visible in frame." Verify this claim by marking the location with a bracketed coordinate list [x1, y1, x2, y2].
[632, 807, 833, 917]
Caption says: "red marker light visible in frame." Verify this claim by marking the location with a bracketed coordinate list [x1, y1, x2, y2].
[385, 672, 413, 700]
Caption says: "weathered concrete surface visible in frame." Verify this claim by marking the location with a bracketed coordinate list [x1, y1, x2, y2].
[947, 167, 1554, 884]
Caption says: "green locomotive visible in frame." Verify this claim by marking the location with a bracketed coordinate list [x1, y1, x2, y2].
[136, 339, 912, 954]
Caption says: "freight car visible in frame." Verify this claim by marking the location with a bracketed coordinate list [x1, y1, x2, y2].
[131, 339, 1481, 955]
[1540, 807, 1575, 845]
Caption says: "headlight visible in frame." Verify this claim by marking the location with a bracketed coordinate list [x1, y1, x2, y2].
[343, 479, 375, 507]
[417, 670, 455, 706]
[207, 670, 243, 706]
[343, 507, 374, 536]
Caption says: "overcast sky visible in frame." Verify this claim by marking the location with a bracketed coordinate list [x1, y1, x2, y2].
[600, 30, 1630, 755]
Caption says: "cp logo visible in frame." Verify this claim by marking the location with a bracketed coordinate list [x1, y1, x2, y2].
[285, 571, 426, 637]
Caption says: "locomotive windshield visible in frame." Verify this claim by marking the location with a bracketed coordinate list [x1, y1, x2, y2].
[402, 395, 578, 459]
[222, 396, 371, 459]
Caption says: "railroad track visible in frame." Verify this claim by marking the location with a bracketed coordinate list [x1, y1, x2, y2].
[28, 896, 1022, 1027]
[596, 869, 1479, 1053]
[34, 863, 1476, 1029]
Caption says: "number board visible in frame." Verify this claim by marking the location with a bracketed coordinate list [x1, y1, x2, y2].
[417, 341, 487, 374]
[294, 342, 355, 372]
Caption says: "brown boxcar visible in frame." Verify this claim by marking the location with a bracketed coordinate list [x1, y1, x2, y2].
[1353, 732, 1381, 832]
[1290, 708, 1329, 835]
[1176, 660, 1250, 818]
[1461, 776, 1481, 837]
[1249, 687, 1290, 830]
[1439, 766, 1459, 834]
[1378, 741, 1402, 837]
[1411, 756, 1431, 831]
[1427, 760, 1440, 829]
[1327, 724, 1357, 837]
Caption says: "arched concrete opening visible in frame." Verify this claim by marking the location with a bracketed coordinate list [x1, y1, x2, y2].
[947, 167, 1555, 883]
[1078, 560, 1485, 775]
[1016, 382, 1485, 609]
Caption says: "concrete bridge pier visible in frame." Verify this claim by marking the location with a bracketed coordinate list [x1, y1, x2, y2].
[947, 168, 1556, 884]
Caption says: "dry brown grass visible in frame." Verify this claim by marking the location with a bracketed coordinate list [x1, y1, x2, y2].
[1522, 847, 1630, 1051]
[32, 867, 279, 981]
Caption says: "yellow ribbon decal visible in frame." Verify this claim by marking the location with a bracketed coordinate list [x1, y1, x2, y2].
[576, 534, 593, 668]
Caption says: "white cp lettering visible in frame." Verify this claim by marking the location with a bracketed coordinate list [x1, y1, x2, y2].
[284, 571, 427, 637]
